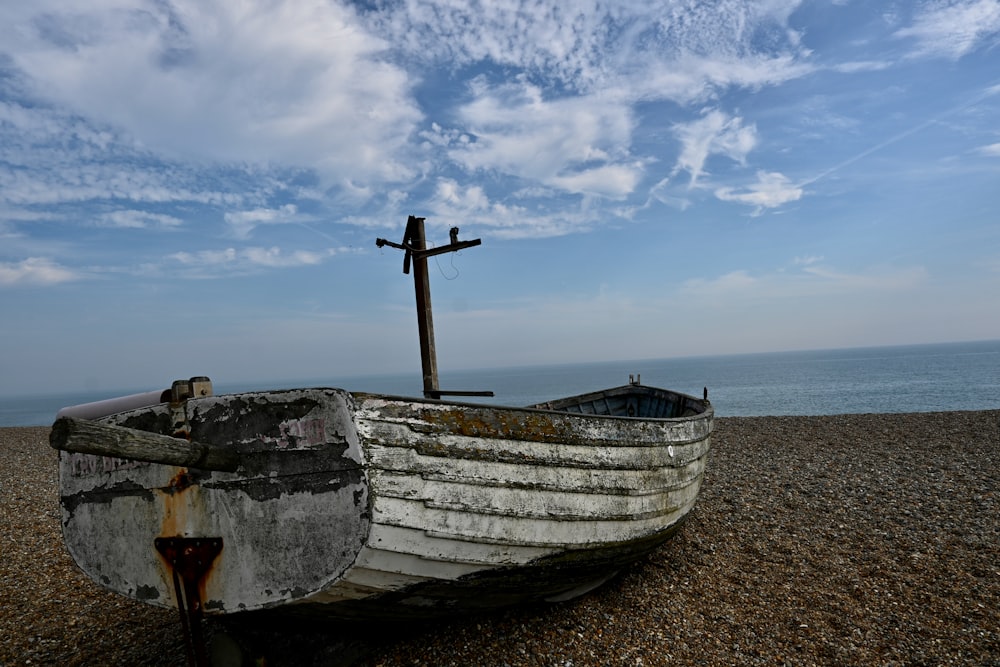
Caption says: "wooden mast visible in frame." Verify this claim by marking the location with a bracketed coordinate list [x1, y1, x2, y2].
[376, 216, 492, 399]
[409, 218, 438, 397]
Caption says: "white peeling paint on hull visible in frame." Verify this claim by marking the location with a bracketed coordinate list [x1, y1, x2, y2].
[58, 389, 371, 614]
[364, 523, 555, 565]
[55, 383, 712, 619]
[288, 392, 710, 615]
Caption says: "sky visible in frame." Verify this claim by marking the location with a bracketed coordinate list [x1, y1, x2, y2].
[1, 0, 999, 397]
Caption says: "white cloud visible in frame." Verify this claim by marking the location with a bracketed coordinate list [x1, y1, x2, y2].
[426, 178, 583, 239]
[0, 159, 248, 208]
[797, 264, 929, 291]
[98, 210, 183, 229]
[547, 164, 644, 199]
[0, 0, 820, 236]
[681, 270, 759, 296]
[0, 102, 248, 208]
[681, 262, 929, 300]
[639, 176, 690, 212]
[714, 171, 803, 214]
[369, 1, 812, 101]
[171, 248, 239, 266]
[224, 205, 300, 239]
[1, 1, 422, 186]
[831, 60, 894, 74]
[977, 142, 1000, 156]
[0, 257, 78, 286]
[0, 207, 58, 225]
[446, 81, 641, 198]
[895, 0, 1000, 59]
[631, 53, 813, 106]
[365, 0, 614, 90]
[242, 247, 326, 268]
[169, 245, 332, 274]
[672, 111, 758, 187]
[433, 179, 493, 212]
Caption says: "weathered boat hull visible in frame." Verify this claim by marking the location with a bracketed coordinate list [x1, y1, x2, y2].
[55, 384, 712, 619]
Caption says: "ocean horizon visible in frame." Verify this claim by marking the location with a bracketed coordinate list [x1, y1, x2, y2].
[2, 339, 998, 427]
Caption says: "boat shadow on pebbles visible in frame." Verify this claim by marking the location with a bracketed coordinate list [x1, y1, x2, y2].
[205, 556, 656, 667]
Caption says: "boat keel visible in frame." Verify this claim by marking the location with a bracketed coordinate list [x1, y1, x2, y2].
[154, 536, 223, 667]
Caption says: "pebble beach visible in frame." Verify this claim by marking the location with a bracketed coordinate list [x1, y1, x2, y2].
[2, 411, 998, 666]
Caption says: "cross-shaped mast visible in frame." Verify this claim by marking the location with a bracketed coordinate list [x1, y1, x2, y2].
[376, 215, 493, 399]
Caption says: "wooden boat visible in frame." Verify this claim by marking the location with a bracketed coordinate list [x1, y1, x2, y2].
[49, 219, 712, 663]
[51, 377, 712, 622]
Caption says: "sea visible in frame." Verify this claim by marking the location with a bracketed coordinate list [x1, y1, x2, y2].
[2, 339, 998, 427]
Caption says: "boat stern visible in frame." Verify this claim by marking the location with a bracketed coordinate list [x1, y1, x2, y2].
[55, 388, 371, 615]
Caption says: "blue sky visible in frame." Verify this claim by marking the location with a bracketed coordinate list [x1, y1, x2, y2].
[1, 0, 999, 397]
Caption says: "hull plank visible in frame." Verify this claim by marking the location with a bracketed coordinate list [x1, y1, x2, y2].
[369, 492, 700, 547]
[366, 447, 705, 494]
[363, 524, 553, 564]
[370, 471, 702, 521]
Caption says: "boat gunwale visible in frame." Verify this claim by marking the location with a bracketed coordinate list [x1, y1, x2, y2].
[350, 383, 713, 424]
